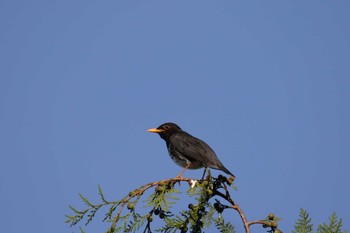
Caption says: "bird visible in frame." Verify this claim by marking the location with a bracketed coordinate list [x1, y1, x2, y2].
[147, 122, 235, 179]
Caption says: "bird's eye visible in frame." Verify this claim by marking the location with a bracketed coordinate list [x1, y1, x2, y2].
[163, 125, 169, 130]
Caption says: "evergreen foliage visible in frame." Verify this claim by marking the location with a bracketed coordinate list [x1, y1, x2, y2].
[292, 209, 347, 233]
[66, 175, 346, 233]
[317, 212, 347, 233]
[293, 208, 313, 233]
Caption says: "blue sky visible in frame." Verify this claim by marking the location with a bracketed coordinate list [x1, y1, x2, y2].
[1, 1, 349, 232]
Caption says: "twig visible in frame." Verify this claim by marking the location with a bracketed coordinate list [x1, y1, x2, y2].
[214, 179, 274, 233]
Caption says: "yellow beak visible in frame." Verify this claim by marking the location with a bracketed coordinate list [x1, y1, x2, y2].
[147, 128, 164, 133]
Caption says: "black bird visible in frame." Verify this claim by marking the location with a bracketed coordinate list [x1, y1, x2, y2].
[148, 122, 235, 178]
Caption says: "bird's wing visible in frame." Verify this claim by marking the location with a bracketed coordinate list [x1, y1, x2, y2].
[169, 132, 234, 177]
[169, 132, 217, 163]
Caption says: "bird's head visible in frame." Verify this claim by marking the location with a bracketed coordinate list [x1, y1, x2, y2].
[147, 122, 182, 140]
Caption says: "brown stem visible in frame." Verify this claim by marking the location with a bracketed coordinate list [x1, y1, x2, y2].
[215, 182, 276, 233]
[232, 203, 250, 233]
[248, 220, 268, 226]
[214, 190, 250, 233]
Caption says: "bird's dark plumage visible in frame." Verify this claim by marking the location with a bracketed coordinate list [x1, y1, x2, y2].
[148, 122, 235, 178]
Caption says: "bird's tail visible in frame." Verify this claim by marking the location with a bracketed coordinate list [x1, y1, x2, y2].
[220, 165, 235, 178]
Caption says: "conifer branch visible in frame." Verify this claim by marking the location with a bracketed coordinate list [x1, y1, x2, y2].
[66, 174, 285, 232]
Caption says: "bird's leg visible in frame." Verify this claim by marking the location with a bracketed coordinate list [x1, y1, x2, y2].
[176, 163, 191, 178]
[201, 167, 208, 180]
